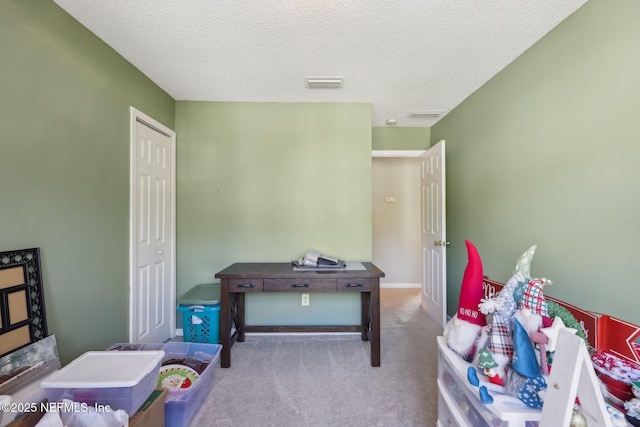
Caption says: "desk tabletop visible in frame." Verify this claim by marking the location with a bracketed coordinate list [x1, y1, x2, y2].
[215, 262, 385, 279]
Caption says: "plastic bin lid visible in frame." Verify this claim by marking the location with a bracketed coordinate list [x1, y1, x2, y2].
[179, 283, 220, 305]
[41, 351, 165, 388]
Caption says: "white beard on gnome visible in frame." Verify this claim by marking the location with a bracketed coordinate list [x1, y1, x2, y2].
[490, 351, 510, 383]
[444, 315, 488, 362]
[513, 305, 545, 370]
[514, 306, 543, 336]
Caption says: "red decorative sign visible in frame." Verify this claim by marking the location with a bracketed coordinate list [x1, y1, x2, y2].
[596, 315, 640, 366]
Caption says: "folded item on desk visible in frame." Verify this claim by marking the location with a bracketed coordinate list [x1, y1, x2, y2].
[293, 251, 346, 269]
[292, 259, 346, 269]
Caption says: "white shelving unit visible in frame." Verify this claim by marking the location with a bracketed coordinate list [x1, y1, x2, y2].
[437, 336, 542, 426]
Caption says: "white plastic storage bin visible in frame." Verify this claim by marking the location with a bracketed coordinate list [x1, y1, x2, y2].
[40, 350, 164, 416]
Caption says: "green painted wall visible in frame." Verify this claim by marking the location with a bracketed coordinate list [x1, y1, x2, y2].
[372, 127, 431, 150]
[0, 0, 175, 363]
[431, 0, 640, 325]
[175, 102, 372, 325]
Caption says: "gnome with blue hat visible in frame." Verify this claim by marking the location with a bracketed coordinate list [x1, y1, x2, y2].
[514, 277, 553, 375]
[505, 318, 547, 408]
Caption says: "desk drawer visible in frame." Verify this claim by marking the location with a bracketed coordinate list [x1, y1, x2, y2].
[264, 278, 336, 292]
[228, 278, 264, 292]
[337, 278, 371, 291]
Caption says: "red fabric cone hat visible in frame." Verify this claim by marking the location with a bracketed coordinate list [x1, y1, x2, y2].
[457, 240, 486, 327]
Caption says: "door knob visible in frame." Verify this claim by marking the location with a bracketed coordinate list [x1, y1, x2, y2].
[434, 240, 450, 246]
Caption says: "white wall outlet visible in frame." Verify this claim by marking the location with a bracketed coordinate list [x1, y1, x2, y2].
[301, 293, 309, 306]
[385, 195, 395, 203]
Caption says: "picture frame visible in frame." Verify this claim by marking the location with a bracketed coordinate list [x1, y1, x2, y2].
[0, 247, 48, 357]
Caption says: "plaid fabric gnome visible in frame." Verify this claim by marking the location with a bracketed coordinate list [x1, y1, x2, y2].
[478, 295, 513, 386]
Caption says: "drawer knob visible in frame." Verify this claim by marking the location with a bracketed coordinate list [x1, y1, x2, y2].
[236, 283, 256, 288]
[345, 282, 363, 288]
[291, 283, 310, 288]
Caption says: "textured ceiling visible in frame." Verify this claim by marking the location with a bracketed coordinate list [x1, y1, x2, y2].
[52, 0, 587, 127]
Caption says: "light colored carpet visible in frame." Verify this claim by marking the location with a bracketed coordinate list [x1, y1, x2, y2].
[190, 288, 442, 427]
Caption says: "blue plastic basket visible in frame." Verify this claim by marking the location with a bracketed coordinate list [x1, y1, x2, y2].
[177, 304, 221, 344]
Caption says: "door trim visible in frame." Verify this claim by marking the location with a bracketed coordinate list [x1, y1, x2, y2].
[371, 150, 426, 158]
[129, 107, 177, 342]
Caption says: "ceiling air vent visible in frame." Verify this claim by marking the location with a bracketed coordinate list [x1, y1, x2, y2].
[304, 77, 344, 89]
[409, 110, 447, 118]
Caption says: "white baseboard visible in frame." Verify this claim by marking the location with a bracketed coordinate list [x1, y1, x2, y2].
[381, 282, 421, 289]
[246, 332, 359, 336]
[177, 327, 356, 338]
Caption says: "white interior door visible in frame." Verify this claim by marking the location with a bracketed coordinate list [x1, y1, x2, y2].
[129, 107, 176, 343]
[420, 140, 447, 328]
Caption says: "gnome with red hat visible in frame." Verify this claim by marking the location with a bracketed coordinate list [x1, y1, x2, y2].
[443, 240, 487, 362]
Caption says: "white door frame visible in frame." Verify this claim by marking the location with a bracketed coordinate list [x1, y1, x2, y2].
[129, 107, 177, 342]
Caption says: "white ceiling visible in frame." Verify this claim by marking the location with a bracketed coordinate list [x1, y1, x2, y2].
[53, 0, 587, 128]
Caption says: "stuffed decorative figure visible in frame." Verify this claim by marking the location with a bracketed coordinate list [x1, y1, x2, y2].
[505, 318, 547, 408]
[478, 295, 514, 386]
[477, 348, 501, 384]
[503, 244, 536, 305]
[443, 240, 487, 362]
[514, 277, 553, 375]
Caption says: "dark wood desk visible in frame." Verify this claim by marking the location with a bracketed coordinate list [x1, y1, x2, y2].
[215, 262, 385, 368]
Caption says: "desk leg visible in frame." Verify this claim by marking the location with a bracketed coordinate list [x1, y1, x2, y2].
[371, 279, 381, 367]
[360, 292, 370, 342]
[220, 279, 231, 368]
[236, 292, 245, 342]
